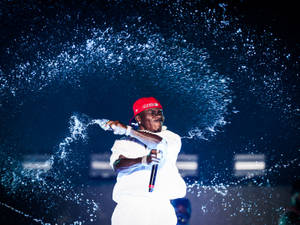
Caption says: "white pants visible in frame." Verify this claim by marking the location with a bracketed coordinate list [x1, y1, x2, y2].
[111, 196, 177, 225]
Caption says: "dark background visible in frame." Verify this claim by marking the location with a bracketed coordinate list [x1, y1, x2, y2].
[0, 0, 299, 224]
[1, 0, 299, 182]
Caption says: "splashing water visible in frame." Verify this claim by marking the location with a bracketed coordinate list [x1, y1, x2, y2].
[0, 201, 51, 225]
[1, 25, 233, 140]
[184, 154, 300, 223]
[0, 113, 102, 224]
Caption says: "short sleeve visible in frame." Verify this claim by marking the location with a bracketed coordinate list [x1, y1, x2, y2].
[158, 130, 182, 166]
[162, 131, 182, 155]
[109, 139, 126, 169]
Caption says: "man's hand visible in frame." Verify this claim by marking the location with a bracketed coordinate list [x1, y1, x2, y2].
[106, 120, 128, 135]
[146, 149, 163, 165]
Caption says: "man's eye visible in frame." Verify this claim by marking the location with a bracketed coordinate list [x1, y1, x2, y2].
[152, 110, 162, 115]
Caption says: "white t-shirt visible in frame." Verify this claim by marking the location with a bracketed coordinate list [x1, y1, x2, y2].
[110, 127, 187, 203]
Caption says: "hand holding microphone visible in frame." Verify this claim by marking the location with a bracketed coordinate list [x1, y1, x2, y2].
[141, 149, 163, 165]
[141, 149, 163, 192]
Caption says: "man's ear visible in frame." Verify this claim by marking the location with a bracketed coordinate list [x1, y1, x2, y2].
[135, 115, 141, 124]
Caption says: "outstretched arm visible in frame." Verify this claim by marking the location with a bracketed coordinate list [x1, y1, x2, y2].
[106, 120, 163, 148]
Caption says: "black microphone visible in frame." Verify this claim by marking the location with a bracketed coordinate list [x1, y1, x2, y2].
[149, 164, 158, 192]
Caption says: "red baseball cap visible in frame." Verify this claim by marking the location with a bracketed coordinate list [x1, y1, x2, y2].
[132, 97, 163, 117]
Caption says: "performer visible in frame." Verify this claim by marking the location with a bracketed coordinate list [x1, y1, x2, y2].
[171, 198, 192, 225]
[279, 179, 300, 225]
[107, 97, 186, 225]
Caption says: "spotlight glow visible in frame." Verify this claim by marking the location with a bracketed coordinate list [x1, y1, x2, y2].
[234, 161, 266, 170]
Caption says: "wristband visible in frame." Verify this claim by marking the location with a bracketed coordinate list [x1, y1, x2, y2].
[141, 155, 148, 165]
[125, 125, 132, 136]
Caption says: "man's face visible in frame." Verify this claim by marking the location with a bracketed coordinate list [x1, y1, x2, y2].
[136, 108, 164, 132]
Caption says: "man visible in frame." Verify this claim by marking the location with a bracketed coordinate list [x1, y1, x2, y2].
[171, 198, 192, 225]
[279, 179, 300, 225]
[107, 97, 186, 225]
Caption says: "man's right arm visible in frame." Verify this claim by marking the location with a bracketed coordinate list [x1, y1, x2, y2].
[113, 155, 142, 172]
[113, 150, 160, 173]
[106, 120, 163, 149]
